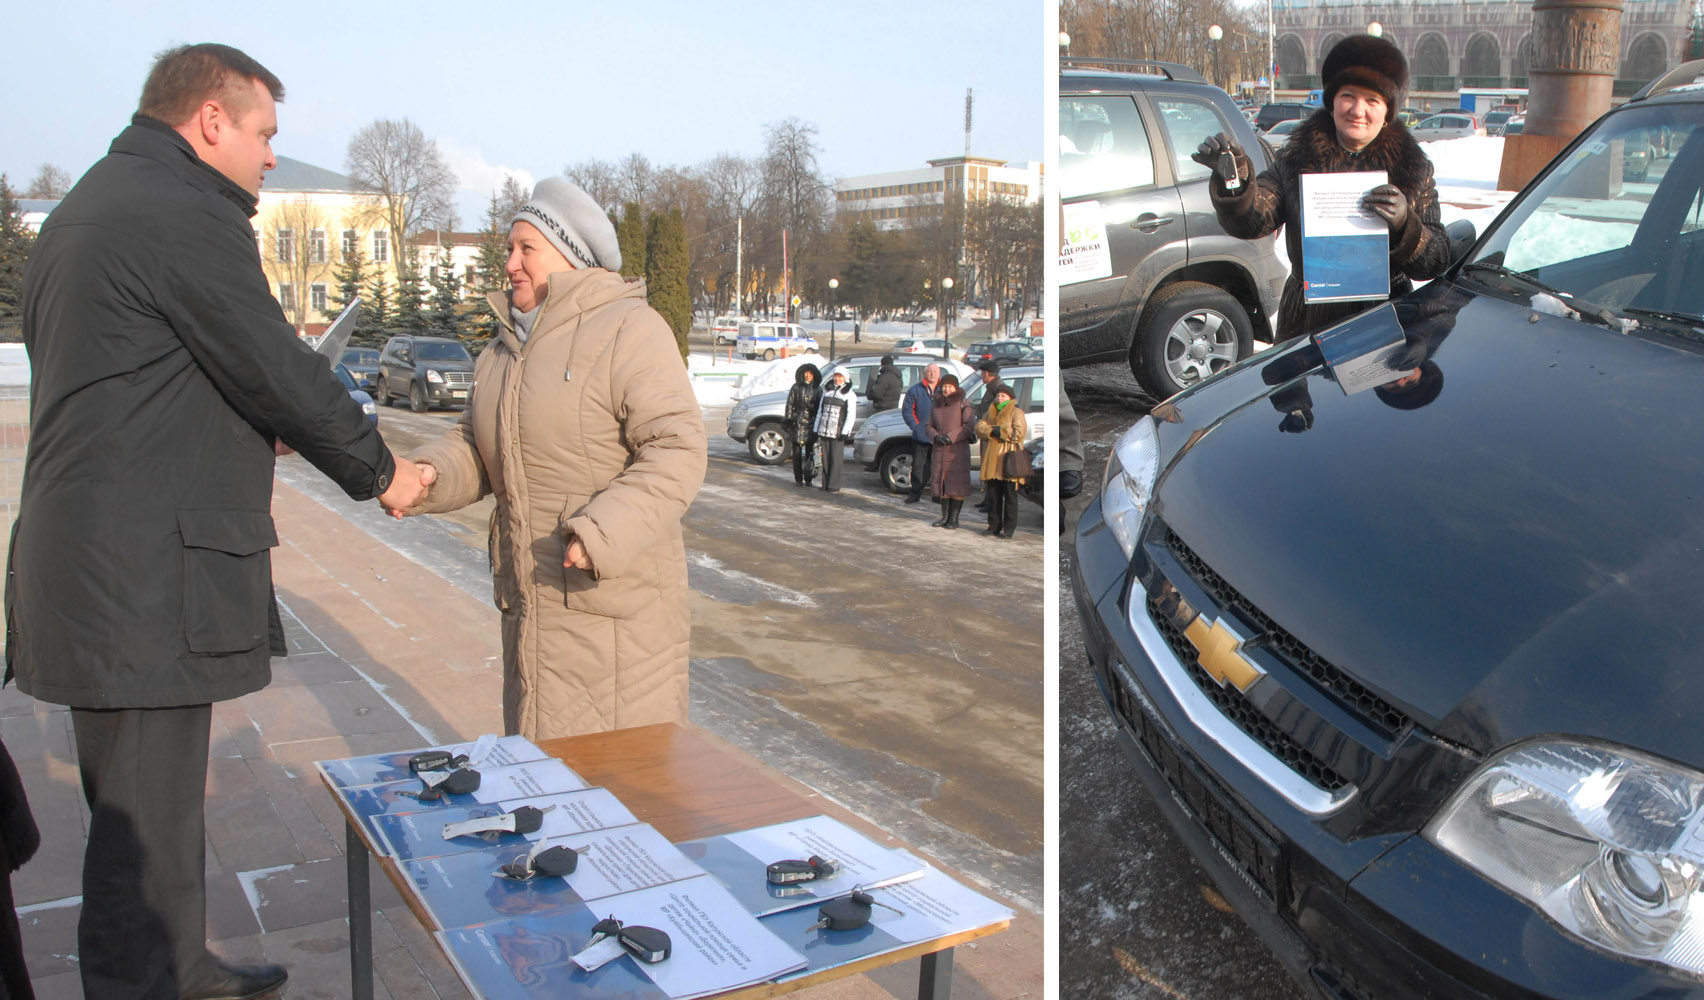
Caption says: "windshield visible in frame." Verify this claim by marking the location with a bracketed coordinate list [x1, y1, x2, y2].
[1460, 102, 1704, 334]
[334, 364, 357, 391]
[416, 341, 472, 361]
[342, 348, 378, 364]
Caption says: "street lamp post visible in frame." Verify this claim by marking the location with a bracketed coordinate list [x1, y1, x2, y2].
[828, 278, 839, 363]
[1209, 25, 1223, 91]
[1367, 21, 1383, 38]
[940, 276, 954, 336]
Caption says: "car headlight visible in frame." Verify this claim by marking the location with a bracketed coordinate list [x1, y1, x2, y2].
[729, 401, 750, 421]
[362, 401, 377, 416]
[1101, 416, 1160, 560]
[426, 369, 444, 383]
[1426, 740, 1704, 975]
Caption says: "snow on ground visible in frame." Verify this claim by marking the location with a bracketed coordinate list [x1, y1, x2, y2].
[0, 345, 27, 387]
[1425, 134, 1520, 237]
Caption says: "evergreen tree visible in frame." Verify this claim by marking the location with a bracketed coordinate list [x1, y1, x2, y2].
[427, 250, 462, 335]
[331, 241, 379, 341]
[0, 175, 31, 335]
[472, 194, 509, 340]
[364, 271, 391, 332]
[645, 208, 691, 361]
[394, 245, 425, 331]
[616, 202, 647, 279]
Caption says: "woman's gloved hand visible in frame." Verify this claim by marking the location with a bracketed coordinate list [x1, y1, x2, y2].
[933, 434, 952, 446]
[1189, 133, 1251, 184]
[1362, 184, 1409, 229]
[990, 426, 1004, 441]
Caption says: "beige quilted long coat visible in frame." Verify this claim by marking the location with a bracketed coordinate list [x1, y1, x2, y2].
[410, 267, 706, 741]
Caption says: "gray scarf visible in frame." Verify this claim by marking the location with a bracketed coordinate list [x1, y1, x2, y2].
[511, 303, 541, 344]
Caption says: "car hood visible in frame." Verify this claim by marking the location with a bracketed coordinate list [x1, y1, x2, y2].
[419, 359, 475, 371]
[1153, 281, 1704, 760]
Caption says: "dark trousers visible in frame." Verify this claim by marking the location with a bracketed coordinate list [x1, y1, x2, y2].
[986, 479, 1018, 535]
[907, 440, 934, 500]
[821, 438, 845, 489]
[792, 433, 818, 483]
[72, 705, 212, 1000]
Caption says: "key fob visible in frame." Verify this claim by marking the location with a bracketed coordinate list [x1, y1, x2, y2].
[589, 916, 623, 944]
[438, 767, 481, 795]
[508, 806, 545, 835]
[816, 895, 873, 931]
[409, 750, 454, 772]
[618, 925, 672, 963]
[766, 859, 818, 884]
[1218, 149, 1242, 192]
[530, 845, 579, 877]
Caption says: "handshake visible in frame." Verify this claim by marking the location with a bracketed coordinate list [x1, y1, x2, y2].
[378, 457, 439, 519]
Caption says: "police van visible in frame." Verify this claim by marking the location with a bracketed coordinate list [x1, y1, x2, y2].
[736, 321, 818, 360]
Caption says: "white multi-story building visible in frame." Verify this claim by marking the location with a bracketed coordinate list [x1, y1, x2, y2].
[833, 155, 1042, 231]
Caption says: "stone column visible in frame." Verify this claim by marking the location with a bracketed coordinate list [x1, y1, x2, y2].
[1498, 0, 1623, 190]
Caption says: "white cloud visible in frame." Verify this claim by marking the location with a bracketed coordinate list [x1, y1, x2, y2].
[438, 138, 537, 229]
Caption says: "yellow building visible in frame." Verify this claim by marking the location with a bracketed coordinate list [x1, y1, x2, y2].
[253, 156, 392, 334]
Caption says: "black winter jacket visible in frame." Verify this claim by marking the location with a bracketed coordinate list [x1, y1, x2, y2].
[784, 363, 823, 445]
[867, 363, 903, 411]
[8, 116, 396, 709]
[1210, 110, 1453, 342]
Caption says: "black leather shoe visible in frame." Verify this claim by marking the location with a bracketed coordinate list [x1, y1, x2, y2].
[1060, 469, 1084, 499]
[903, 495, 922, 504]
[182, 959, 288, 1000]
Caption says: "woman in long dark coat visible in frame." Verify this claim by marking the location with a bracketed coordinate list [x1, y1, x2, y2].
[783, 363, 823, 486]
[925, 373, 974, 529]
[1194, 34, 1454, 341]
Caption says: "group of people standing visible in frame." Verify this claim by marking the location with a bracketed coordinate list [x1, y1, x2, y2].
[783, 356, 1028, 537]
[902, 362, 1029, 538]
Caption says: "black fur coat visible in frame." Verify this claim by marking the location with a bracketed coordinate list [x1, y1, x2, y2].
[1211, 109, 1453, 341]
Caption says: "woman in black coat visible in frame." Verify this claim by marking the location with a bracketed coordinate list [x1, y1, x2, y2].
[1195, 34, 1454, 342]
[783, 363, 823, 486]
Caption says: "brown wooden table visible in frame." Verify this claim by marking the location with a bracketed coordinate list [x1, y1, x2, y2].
[331, 723, 1010, 1000]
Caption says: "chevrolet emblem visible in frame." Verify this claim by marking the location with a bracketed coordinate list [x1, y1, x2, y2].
[1183, 616, 1266, 693]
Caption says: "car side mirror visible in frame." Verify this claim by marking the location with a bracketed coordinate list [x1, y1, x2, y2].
[1445, 219, 1477, 264]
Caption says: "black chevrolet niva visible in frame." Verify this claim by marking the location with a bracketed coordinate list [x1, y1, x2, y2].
[1072, 63, 1704, 998]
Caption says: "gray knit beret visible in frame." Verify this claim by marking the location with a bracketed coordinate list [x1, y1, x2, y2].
[512, 177, 621, 272]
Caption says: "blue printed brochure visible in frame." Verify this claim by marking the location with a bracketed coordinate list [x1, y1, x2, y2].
[762, 868, 1014, 981]
[676, 815, 926, 917]
[339, 759, 588, 847]
[316, 734, 547, 789]
[401, 822, 704, 930]
[1301, 171, 1391, 304]
[436, 874, 808, 1000]
[373, 787, 640, 862]
[1312, 302, 1412, 395]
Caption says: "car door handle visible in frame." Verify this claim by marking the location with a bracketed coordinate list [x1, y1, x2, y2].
[1132, 213, 1175, 232]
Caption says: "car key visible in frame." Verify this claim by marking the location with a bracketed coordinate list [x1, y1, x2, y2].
[443, 804, 551, 840]
[618, 925, 672, 964]
[766, 854, 841, 885]
[1218, 149, 1242, 193]
[808, 891, 906, 932]
[587, 916, 623, 946]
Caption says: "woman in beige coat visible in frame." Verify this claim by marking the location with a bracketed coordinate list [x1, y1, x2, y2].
[975, 383, 1028, 539]
[405, 178, 707, 741]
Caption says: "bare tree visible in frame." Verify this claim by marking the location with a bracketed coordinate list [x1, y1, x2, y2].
[617, 153, 656, 208]
[25, 164, 72, 200]
[564, 158, 621, 213]
[344, 118, 457, 279]
[760, 118, 829, 242]
[495, 175, 531, 220]
[1062, 0, 1263, 90]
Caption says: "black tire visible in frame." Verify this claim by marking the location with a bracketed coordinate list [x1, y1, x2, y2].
[1130, 282, 1254, 400]
[763, 349, 777, 361]
[879, 445, 913, 495]
[375, 377, 393, 407]
[746, 423, 792, 465]
[409, 382, 428, 413]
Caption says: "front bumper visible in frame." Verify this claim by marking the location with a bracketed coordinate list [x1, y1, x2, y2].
[1070, 494, 1703, 1000]
[726, 412, 751, 442]
[425, 382, 471, 406]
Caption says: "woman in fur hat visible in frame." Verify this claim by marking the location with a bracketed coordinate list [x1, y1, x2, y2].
[1192, 34, 1454, 341]
[925, 373, 975, 529]
[784, 362, 823, 486]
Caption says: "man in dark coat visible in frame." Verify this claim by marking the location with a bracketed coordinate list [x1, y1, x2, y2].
[866, 355, 903, 412]
[900, 363, 941, 504]
[1195, 34, 1453, 342]
[9, 44, 427, 1000]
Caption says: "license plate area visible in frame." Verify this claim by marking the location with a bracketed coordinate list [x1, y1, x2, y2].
[1110, 658, 1287, 907]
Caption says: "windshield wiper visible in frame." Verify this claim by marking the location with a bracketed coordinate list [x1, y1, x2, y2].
[1459, 261, 1628, 332]
[1621, 306, 1704, 343]
[1459, 260, 1565, 299]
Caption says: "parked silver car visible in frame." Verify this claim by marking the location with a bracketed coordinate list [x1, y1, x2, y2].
[852, 365, 1047, 493]
[1410, 113, 1483, 141]
[726, 354, 972, 465]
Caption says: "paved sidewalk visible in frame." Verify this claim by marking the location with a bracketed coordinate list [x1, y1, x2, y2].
[0, 385, 1040, 999]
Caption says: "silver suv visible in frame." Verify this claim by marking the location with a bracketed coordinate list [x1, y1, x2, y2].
[726, 354, 971, 465]
[1059, 60, 1286, 399]
[853, 365, 1046, 493]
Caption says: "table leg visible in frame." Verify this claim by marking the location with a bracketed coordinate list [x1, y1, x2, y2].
[347, 818, 373, 1000]
[918, 947, 954, 1000]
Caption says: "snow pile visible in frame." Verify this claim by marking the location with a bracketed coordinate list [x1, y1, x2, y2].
[0, 345, 27, 387]
[728, 353, 829, 400]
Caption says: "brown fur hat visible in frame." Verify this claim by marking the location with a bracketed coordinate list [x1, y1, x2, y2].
[1322, 34, 1408, 122]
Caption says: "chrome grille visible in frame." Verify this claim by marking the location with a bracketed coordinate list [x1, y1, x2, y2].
[442, 371, 474, 386]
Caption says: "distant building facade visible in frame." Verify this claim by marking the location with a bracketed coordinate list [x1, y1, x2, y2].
[1273, 0, 1693, 100]
[833, 156, 1042, 231]
[254, 156, 392, 334]
[18, 199, 59, 234]
[408, 230, 485, 304]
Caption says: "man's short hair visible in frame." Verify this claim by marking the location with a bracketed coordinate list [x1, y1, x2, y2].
[138, 43, 285, 126]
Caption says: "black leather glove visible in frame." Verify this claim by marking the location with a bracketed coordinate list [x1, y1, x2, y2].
[1362, 184, 1409, 230]
[1189, 133, 1250, 184]
[990, 427, 1004, 441]
[933, 434, 951, 446]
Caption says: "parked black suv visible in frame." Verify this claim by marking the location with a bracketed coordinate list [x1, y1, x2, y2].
[1059, 60, 1286, 399]
[1253, 101, 1312, 132]
[375, 334, 475, 412]
[1073, 62, 1704, 998]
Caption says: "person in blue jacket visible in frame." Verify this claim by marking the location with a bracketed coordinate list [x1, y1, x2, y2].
[900, 363, 941, 505]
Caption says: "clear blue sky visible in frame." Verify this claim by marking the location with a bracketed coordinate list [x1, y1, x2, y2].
[2, 0, 1045, 225]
